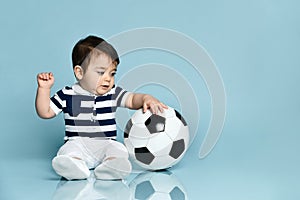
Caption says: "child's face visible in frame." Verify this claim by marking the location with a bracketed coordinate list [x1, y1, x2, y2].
[79, 53, 117, 95]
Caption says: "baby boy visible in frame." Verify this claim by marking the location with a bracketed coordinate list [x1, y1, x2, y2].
[35, 35, 167, 180]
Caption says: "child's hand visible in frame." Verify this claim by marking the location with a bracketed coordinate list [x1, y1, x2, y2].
[142, 95, 168, 114]
[37, 72, 55, 89]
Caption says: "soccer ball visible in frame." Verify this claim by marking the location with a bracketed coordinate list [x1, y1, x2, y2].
[124, 107, 189, 170]
[129, 171, 187, 200]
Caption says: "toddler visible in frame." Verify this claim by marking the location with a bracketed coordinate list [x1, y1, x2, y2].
[35, 35, 167, 180]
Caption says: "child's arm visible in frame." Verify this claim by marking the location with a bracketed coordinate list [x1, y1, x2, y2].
[125, 93, 168, 114]
[35, 72, 56, 119]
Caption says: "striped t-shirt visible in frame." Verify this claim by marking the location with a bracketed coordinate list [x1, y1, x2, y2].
[50, 84, 130, 140]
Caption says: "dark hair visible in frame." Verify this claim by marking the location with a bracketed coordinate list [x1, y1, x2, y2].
[72, 35, 120, 70]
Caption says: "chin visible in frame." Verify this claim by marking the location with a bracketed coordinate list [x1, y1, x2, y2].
[96, 89, 108, 95]
[96, 85, 113, 95]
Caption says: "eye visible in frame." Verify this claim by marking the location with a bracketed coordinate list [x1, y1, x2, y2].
[111, 72, 117, 77]
[97, 71, 105, 75]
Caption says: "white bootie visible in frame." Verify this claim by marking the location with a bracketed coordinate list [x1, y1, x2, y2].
[52, 155, 90, 180]
[94, 158, 132, 180]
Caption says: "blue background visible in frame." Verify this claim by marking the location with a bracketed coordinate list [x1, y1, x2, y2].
[1, 0, 299, 199]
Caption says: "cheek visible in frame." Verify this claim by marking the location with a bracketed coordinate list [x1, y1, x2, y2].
[85, 75, 100, 88]
[110, 77, 115, 85]
[96, 76, 103, 84]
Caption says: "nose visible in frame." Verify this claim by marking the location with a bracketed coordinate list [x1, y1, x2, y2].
[103, 72, 111, 82]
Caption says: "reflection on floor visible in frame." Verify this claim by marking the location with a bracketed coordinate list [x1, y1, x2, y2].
[52, 170, 187, 200]
[3, 140, 300, 200]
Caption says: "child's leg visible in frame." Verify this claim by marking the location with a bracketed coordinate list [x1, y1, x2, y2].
[94, 140, 132, 180]
[52, 138, 90, 180]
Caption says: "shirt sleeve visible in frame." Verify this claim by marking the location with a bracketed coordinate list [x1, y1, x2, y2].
[50, 89, 65, 115]
[114, 86, 131, 108]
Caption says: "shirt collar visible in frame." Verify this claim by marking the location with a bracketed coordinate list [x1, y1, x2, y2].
[72, 83, 94, 96]
[72, 83, 116, 96]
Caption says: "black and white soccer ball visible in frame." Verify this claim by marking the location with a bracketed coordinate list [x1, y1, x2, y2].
[124, 107, 189, 170]
[129, 171, 187, 200]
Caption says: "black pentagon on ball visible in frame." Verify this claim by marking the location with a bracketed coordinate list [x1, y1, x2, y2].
[144, 114, 166, 134]
[135, 147, 155, 165]
[124, 119, 133, 139]
[174, 110, 187, 126]
[169, 139, 185, 159]
[170, 186, 186, 200]
[135, 180, 155, 199]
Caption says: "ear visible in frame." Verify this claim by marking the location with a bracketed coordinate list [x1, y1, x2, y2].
[74, 65, 84, 80]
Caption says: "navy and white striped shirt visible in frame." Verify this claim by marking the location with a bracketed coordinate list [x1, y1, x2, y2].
[50, 84, 130, 140]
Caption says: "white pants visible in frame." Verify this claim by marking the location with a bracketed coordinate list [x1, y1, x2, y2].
[56, 137, 129, 169]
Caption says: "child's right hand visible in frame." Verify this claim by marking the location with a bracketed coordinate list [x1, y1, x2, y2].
[37, 72, 55, 89]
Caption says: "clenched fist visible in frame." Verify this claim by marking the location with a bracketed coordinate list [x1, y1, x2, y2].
[37, 72, 55, 89]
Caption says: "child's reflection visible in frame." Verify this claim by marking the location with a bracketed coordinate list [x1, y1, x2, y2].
[52, 170, 187, 200]
[52, 173, 131, 200]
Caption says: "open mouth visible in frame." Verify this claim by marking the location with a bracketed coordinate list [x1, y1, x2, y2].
[101, 85, 109, 89]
